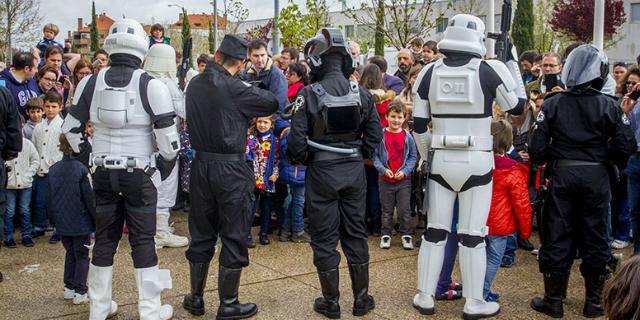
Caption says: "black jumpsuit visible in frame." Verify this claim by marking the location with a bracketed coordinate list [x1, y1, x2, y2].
[287, 66, 382, 271]
[529, 89, 636, 277]
[0, 86, 23, 246]
[184, 62, 278, 269]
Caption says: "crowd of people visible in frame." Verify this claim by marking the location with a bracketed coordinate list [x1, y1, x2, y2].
[0, 15, 639, 320]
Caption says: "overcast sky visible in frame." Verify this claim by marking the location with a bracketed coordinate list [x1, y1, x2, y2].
[39, 0, 352, 43]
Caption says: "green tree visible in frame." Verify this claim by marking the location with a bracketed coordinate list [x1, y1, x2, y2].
[208, 18, 215, 53]
[181, 8, 192, 67]
[305, 0, 330, 31]
[532, 0, 570, 54]
[511, 0, 534, 53]
[90, 1, 99, 51]
[374, 0, 384, 56]
[278, 1, 313, 50]
[222, 0, 249, 35]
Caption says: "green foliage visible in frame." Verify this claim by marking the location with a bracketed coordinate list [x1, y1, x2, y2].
[181, 8, 192, 67]
[222, 0, 249, 35]
[374, 0, 384, 56]
[532, 0, 570, 54]
[511, 0, 534, 53]
[208, 19, 215, 53]
[277, 0, 331, 50]
[90, 1, 99, 51]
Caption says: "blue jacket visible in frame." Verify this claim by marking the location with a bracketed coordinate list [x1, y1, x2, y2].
[0, 68, 40, 118]
[278, 128, 305, 186]
[36, 38, 64, 57]
[47, 156, 96, 236]
[249, 131, 279, 192]
[241, 59, 289, 134]
[383, 73, 404, 95]
[373, 129, 418, 178]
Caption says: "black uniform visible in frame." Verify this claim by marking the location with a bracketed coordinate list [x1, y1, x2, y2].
[287, 59, 382, 272]
[529, 90, 635, 276]
[184, 62, 278, 268]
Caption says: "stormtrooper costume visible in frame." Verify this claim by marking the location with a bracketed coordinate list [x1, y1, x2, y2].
[62, 19, 179, 320]
[411, 15, 525, 319]
[143, 44, 189, 248]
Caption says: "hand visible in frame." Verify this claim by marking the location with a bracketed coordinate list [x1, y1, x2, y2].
[551, 86, 563, 93]
[384, 169, 394, 179]
[518, 150, 530, 163]
[394, 171, 406, 180]
[621, 95, 637, 115]
[531, 64, 541, 77]
[350, 70, 360, 82]
[63, 76, 72, 90]
[268, 173, 278, 182]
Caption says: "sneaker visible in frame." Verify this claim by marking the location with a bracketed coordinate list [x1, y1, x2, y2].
[402, 235, 414, 250]
[73, 293, 90, 305]
[32, 229, 45, 238]
[380, 235, 391, 249]
[518, 238, 535, 251]
[435, 290, 462, 300]
[22, 237, 34, 247]
[532, 248, 539, 255]
[155, 231, 189, 248]
[64, 287, 75, 300]
[611, 239, 629, 249]
[247, 236, 256, 248]
[500, 256, 514, 268]
[259, 234, 270, 245]
[291, 231, 311, 243]
[49, 233, 61, 244]
[3, 239, 17, 248]
[485, 291, 500, 302]
[278, 230, 291, 242]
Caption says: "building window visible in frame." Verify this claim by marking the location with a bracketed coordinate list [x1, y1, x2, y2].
[632, 3, 640, 23]
[345, 25, 354, 38]
[436, 17, 448, 33]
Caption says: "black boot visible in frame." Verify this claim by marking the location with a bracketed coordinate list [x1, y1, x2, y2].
[313, 268, 341, 319]
[348, 263, 375, 316]
[183, 262, 210, 316]
[530, 272, 567, 318]
[583, 273, 606, 318]
[216, 266, 257, 320]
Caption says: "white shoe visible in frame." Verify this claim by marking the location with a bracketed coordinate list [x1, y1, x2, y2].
[463, 298, 500, 319]
[160, 304, 173, 320]
[380, 235, 391, 249]
[155, 231, 189, 248]
[64, 287, 75, 300]
[73, 293, 90, 305]
[402, 235, 414, 250]
[135, 266, 173, 320]
[413, 292, 435, 315]
[612, 239, 629, 249]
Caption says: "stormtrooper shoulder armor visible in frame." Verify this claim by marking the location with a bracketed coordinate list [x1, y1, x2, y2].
[484, 60, 521, 112]
[146, 78, 175, 118]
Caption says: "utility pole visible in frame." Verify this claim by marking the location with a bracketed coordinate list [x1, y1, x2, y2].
[273, 0, 280, 55]
[213, 0, 218, 52]
[593, 0, 604, 50]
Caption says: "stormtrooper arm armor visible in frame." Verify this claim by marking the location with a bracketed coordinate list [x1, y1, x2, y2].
[485, 59, 526, 115]
[147, 79, 180, 161]
[411, 65, 433, 160]
[62, 76, 93, 153]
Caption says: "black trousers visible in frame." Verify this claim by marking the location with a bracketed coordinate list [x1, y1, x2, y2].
[91, 168, 158, 268]
[62, 235, 91, 294]
[185, 159, 254, 268]
[538, 165, 610, 277]
[307, 160, 369, 271]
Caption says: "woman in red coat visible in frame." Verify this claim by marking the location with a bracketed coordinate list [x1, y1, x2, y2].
[285, 62, 308, 103]
[484, 120, 533, 302]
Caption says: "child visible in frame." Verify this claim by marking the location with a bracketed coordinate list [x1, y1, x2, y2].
[23, 97, 44, 140]
[3, 117, 40, 248]
[247, 115, 279, 246]
[422, 40, 439, 64]
[36, 23, 64, 58]
[483, 120, 532, 302]
[373, 101, 418, 250]
[149, 24, 170, 47]
[30, 91, 64, 241]
[277, 126, 310, 243]
[47, 134, 95, 305]
[603, 255, 640, 320]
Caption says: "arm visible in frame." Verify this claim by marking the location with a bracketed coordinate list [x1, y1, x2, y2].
[509, 168, 532, 239]
[528, 102, 553, 165]
[402, 135, 419, 176]
[63, 53, 82, 75]
[0, 88, 23, 160]
[412, 65, 433, 161]
[484, 60, 526, 115]
[271, 69, 288, 113]
[62, 75, 94, 153]
[145, 78, 180, 161]
[233, 79, 279, 118]
[609, 102, 638, 161]
[372, 142, 387, 176]
[286, 90, 310, 165]
[80, 169, 97, 223]
[27, 142, 40, 176]
[360, 91, 383, 160]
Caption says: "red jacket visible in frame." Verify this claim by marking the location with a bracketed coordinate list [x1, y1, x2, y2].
[288, 81, 305, 103]
[487, 155, 532, 239]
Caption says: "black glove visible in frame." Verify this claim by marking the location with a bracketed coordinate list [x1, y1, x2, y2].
[249, 80, 267, 90]
[155, 154, 176, 181]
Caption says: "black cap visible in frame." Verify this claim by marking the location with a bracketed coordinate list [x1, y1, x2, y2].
[218, 35, 248, 60]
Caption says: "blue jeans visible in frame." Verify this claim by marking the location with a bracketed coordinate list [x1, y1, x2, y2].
[4, 188, 33, 241]
[484, 233, 515, 297]
[282, 184, 305, 233]
[437, 199, 459, 294]
[503, 233, 518, 264]
[252, 189, 272, 235]
[31, 175, 48, 231]
[626, 154, 640, 254]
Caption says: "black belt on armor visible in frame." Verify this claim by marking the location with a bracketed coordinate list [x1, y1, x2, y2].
[195, 151, 245, 162]
[554, 159, 605, 167]
[312, 150, 362, 162]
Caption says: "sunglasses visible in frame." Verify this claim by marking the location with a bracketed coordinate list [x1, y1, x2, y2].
[627, 81, 638, 86]
[542, 64, 559, 68]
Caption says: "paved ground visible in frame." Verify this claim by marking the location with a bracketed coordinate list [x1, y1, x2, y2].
[1, 210, 630, 320]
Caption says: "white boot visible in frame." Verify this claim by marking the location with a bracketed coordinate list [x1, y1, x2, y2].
[88, 264, 118, 320]
[459, 244, 500, 319]
[155, 211, 189, 248]
[413, 235, 446, 315]
[134, 265, 173, 320]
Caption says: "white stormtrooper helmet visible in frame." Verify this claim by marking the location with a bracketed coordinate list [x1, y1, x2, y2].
[103, 18, 149, 62]
[437, 14, 486, 57]
[144, 44, 177, 78]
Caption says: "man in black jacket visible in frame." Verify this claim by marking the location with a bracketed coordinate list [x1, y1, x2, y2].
[182, 35, 278, 320]
[287, 28, 382, 319]
[0, 86, 24, 282]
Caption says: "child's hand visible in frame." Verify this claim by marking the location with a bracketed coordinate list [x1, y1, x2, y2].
[268, 173, 278, 182]
[394, 171, 406, 180]
[384, 169, 394, 179]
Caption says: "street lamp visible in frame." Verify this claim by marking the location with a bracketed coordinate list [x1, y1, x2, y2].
[209, 1, 218, 52]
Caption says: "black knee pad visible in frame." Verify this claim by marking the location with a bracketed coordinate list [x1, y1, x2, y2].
[458, 234, 484, 248]
[424, 228, 448, 243]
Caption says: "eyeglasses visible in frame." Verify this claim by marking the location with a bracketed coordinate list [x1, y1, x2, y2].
[627, 81, 638, 86]
[42, 77, 57, 83]
[77, 72, 93, 77]
[542, 64, 559, 68]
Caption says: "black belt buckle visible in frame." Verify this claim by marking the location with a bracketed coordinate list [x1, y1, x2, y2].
[143, 165, 156, 177]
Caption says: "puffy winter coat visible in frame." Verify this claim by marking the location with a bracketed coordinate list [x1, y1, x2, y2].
[487, 155, 532, 238]
[278, 127, 305, 186]
[6, 138, 39, 189]
[369, 89, 396, 128]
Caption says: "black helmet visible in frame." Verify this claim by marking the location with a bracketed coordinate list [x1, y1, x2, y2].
[304, 28, 355, 79]
[561, 44, 609, 91]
